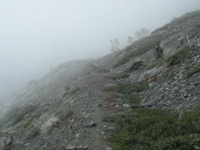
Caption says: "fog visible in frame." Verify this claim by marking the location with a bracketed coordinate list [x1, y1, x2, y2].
[0, 0, 200, 100]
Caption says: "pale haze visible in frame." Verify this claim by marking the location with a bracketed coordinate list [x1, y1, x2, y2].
[0, 0, 200, 100]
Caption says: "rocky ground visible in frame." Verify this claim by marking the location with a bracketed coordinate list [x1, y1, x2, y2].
[0, 11, 200, 150]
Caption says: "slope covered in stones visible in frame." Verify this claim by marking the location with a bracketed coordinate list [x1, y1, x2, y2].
[0, 10, 200, 150]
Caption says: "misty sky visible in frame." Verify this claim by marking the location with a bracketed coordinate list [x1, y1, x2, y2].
[0, 0, 200, 100]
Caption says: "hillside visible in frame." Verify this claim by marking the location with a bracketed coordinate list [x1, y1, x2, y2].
[0, 10, 200, 150]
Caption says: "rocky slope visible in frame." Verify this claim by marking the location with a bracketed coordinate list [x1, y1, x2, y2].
[0, 10, 200, 150]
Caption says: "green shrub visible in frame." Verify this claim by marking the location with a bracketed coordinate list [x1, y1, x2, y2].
[124, 93, 142, 105]
[166, 46, 195, 66]
[12, 104, 37, 125]
[113, 35, 161, 68]
[108, 108, 200, 149]
[109, 73, 129, 80]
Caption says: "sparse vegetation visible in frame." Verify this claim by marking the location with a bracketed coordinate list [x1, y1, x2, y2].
[115, 82, 147, 94]
[113, 34, 161, 68]
[109, 73, 129, 80]
[104, 81, 147, 94]
[106, 108, 200, 150]
[186, 67, 200, 78]
[123, 93, 142, 109]
[166, 46, 195, 66]
[12, 104, 37, 125]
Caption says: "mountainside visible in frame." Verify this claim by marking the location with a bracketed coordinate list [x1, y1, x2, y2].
[0, 10, 200, 150]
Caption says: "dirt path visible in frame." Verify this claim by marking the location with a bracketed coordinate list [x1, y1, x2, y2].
[9, 72, 117, 150]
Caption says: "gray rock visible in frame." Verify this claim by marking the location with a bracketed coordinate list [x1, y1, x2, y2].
[122, 104, 131, 110]
[83, 121, 96, 127]
[105, 127, 116, 132]
[106, 147, 113, 150]
[175, 104, 183, 111]
[67, 145, 76, 150]
[141, 99, 159, 107]
[76, 146, 88, 150]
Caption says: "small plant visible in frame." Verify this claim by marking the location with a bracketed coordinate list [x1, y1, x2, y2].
[109, 73, 129, 80]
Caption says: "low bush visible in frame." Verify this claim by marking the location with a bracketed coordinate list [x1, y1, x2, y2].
[123, 93, 142, 108]
[166, 46, 195, 66]
[107, 108, 200, 149]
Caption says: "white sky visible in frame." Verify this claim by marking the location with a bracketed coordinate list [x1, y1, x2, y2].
[0, 0, 200, 99]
